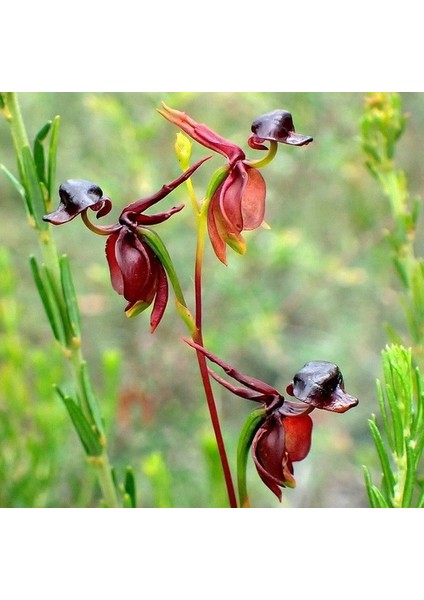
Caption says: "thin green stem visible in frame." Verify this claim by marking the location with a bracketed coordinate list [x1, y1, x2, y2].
[88, 454, 120, 507]
[246, 141, 278, 169]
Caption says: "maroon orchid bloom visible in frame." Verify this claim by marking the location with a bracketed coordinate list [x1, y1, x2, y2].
[43, 158, 209, 331]
[184, 339, 358, 500]
[158, 104, 313, 265]
[158, 103, 267, 265]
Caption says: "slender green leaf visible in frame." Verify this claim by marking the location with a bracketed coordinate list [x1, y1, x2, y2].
[384, 384, 404, 457]
[56, 388, 103, 457]
[22, 145, 48, 229]
[368, 417, 395, 498]
[33, 120, 52, 185]
[376, 379, 394, 451]
[362, 466, 389, 507]
[29, 255, 66, 344]
[402, 441, 416, 508]
[47, 115, 60, 201]
[0, 163, 26, 199]
[59, 254, 81, 338]
[124, 466, 137, 508]
[78, 362, 105, 436]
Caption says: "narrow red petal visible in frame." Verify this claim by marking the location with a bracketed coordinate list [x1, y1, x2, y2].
[105, 232, 124, 295]
[150, 263, 169, 332]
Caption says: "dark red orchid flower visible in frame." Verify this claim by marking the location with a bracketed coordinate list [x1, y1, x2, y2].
[43, 159, 208, 330]
[184, 339, 358, 500]
[158, 103, 266, 265]
[248, 109, 313, 150]
[158, 104, 312, 265]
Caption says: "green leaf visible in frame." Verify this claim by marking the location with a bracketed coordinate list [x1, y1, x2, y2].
[402, 441, 416, 508]
[124, 466, 137, 508]
[29, 255, 66, 344]
[368, 417, 395, 498]
[56, 387, 103, 456]
[237, 408, 266, 508]
[363, 466, 386, 507]
[0, 163, 26, 199]
[22, 145, 48, 230]
[47, 115, 60, 201]
[33, 120, 52, 185]
[78, 362, 105, 436]
[59, 254, 81, 338]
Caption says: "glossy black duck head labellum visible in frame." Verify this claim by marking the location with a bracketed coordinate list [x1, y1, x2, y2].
[286, 361, 359, 413]
[251, 110, 313, 146]
[43, 179, 112, 224]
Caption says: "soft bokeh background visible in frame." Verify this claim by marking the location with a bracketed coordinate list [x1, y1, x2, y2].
[1, 92, 423, 507]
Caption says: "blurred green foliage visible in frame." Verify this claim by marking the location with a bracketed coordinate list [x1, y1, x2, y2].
[1, 92, 424, 507]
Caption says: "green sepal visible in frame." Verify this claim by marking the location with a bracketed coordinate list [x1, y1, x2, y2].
[124, 466, 137, 508]
[0, 163, 26, 199]
[237, 407, 266, 508]
[22, 145, 48, 230]
[33, 120, 52, 186]
[204, 165, 229, 203]
[59, 254, 81, 338]
[141, 227, 191, 313]
[56, 386, 103, 457]
[29, 255, 67, 345]
[125, 299, 150, 318]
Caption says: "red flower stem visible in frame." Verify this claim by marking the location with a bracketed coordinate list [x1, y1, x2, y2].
[193, 213, 238, 508]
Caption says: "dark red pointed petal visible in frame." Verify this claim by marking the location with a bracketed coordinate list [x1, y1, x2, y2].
[150, 263, 169, 332]
[134, 203, 184, 226]
[122, 156, 210, 216]
[184, 338, 281, 397]
[158, 104, 245, 164]
[207, 368, 268, 403]
[105, 232, 124, 295]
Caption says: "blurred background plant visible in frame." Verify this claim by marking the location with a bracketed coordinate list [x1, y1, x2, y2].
[1, 92, 423, 507]
[361, 93, 424, 507]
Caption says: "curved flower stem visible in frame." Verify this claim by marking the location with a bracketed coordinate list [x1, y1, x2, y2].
[246, 141, 278, 169]
[192, 206, 238, 508]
